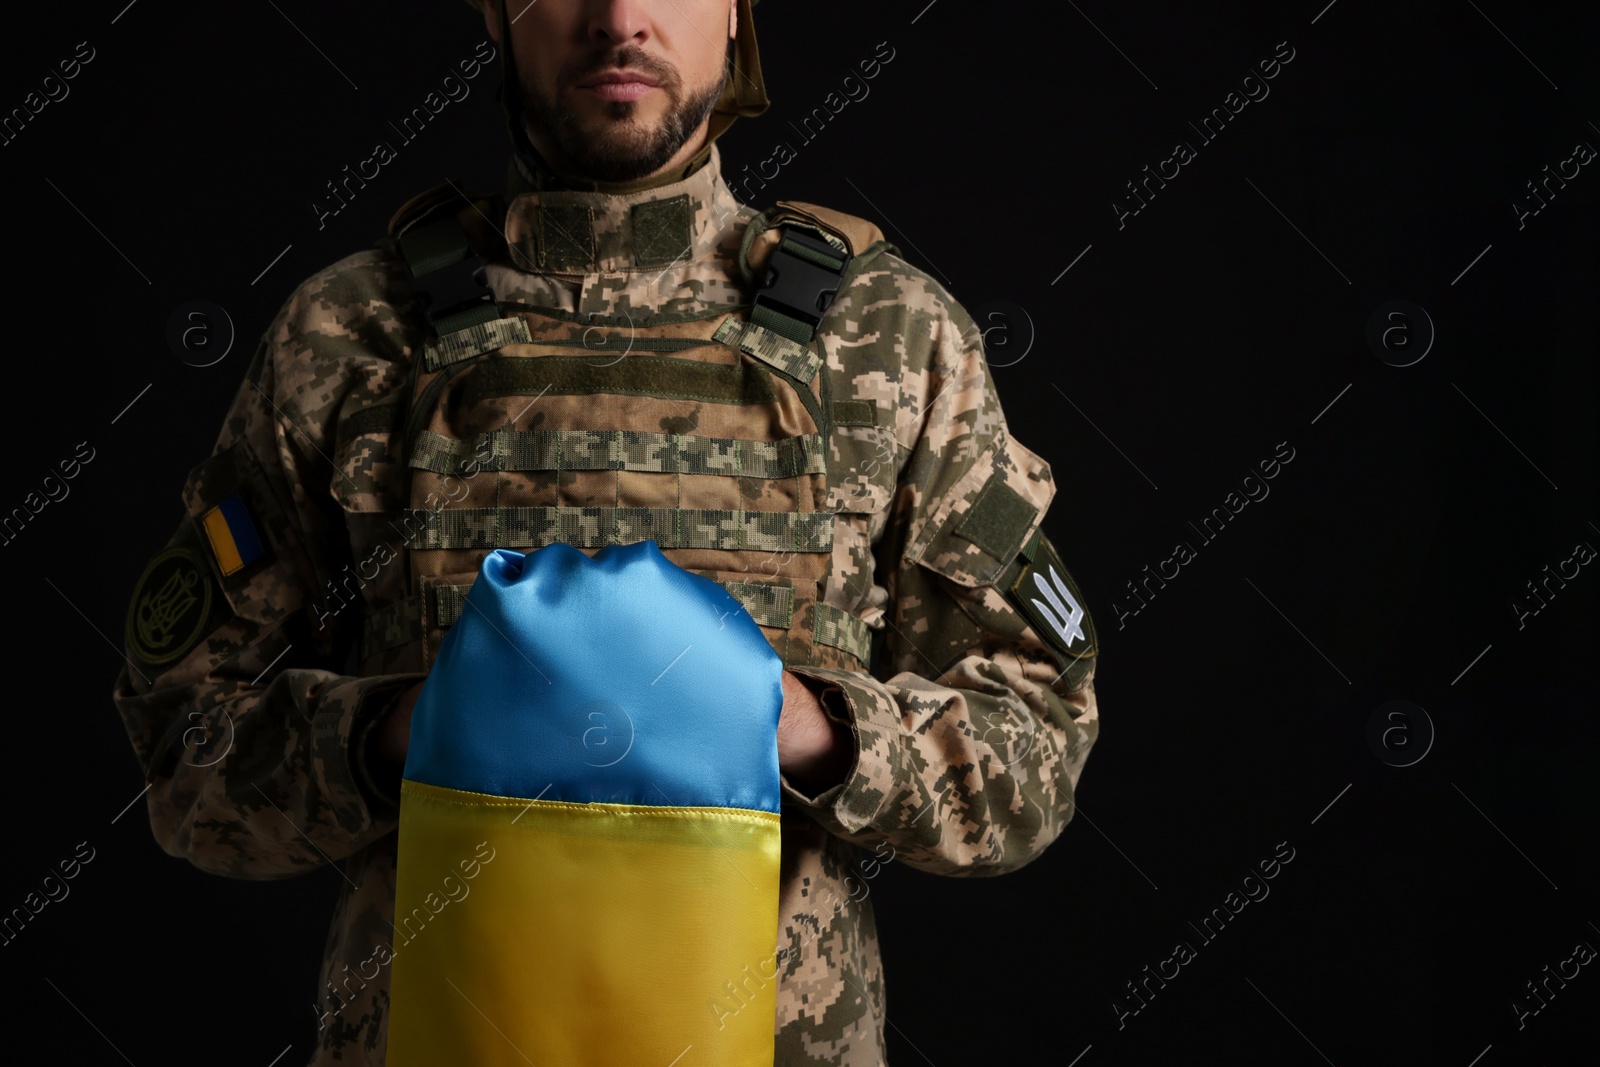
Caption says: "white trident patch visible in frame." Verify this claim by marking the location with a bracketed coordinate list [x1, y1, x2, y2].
[1030, 564, 1088, 648]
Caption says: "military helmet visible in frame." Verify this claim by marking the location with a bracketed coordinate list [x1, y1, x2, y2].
[461, 0, 768, 144]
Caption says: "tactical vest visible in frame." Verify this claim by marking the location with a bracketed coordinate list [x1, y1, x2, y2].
[355, 190, 898, 681]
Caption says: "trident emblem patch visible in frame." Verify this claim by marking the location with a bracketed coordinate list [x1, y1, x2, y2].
[127, 546, 214, 667]
[1006, 532, 1098, 684]
[1031, 563, 1088, 648]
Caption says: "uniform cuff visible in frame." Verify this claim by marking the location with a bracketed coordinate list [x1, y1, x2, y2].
[780, 665, 910, 834]
[310, 673, 426, 835]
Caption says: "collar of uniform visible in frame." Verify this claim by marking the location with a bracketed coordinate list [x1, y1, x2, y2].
[502, 144, 742, 276]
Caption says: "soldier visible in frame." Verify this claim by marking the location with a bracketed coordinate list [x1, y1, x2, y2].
[112, 0, 1101, 1063]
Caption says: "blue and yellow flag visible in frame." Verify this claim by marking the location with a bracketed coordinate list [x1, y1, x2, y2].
[387, 542, 783, 1065]
[200, 492, 263, 577]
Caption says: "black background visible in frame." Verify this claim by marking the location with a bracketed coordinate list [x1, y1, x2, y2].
[2, 1, 1596, 1064]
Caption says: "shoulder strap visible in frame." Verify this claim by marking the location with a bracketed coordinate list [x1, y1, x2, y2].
[749, 226, 851, 346]
[387, 185, 520, 531]
[767, 201, 887, 258]
[396, 217, 500, 338]
[388, 181, 465, 239]
[389, 182, 506, 337]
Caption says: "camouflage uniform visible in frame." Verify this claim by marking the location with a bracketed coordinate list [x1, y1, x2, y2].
[112, 143, 1100, 1065]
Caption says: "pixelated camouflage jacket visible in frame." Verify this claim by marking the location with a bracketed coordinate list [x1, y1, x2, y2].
[111, 144, 1101, 1066]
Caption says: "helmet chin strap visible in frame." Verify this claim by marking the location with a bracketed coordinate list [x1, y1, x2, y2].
[495, 0, 549, 182]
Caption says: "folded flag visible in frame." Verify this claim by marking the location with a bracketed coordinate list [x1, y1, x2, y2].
[387, 541, 784, 1066]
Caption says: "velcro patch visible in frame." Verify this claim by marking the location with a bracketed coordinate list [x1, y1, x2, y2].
[1007, 533, 1098, 684]
[631, 195, 692, 267]
[830, 399, 879, 427]
[954, 477, 1035, 564]
[126, 542, 221, 669]
[201, 492, 265, 577]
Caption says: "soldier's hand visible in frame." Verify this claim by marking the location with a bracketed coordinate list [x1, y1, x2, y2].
[371, 674, 847, 794]
[371, 682, 425, 782]
[778, 671, 852, 796]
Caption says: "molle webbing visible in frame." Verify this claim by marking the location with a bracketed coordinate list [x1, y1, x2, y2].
[424, 316, 533, 371]
[815, 601, 873, 664]
[388, 211, 874, 679]
[363, 580, 873, 665]
[713, 318, 823, 382]
[408, 505, 834, 552]
[409, 428, 827, 479]
[432, 584, 469, 629]
[461, 355, 779, 406]
[717, 580, 794, 629]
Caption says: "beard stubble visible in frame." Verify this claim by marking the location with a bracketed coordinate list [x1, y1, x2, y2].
[522, 44, 730, 183]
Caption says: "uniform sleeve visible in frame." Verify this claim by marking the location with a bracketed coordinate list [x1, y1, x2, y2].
[111, 251, 426, 880]
[784, 280, 1100, 877]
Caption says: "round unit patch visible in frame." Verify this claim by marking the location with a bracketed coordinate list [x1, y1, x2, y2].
[127, 546, 214, 667]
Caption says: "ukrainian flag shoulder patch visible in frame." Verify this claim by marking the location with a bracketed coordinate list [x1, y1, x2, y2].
[200, 492, 264, 577]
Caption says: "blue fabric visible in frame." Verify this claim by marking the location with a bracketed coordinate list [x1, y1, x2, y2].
[403, 542, 784, 812]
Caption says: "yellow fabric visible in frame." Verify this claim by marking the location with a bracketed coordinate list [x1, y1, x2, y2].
[387, 780, 783, 1066]
[200, 506, 243, 576]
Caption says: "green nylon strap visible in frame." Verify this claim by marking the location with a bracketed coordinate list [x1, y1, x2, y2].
[408, 505, 836, 552]
[424, 316, 533, 371]
[713, 317, 822, 382]
[398, 216, 471, 278]
[430, 303, 501, 338]
[718, 581, 794, 629]
[409, 428, 827, 479]
[429, 579, 798, 630]
[462, 355, 779, 407]
[397, 214, 500, 338]
[402, 358, 475, 475]
[532, 336, 715, 353]
[994, 527, 1045, 595]
[494, 302, 745, 330]
[361, 578, 873, 665]
[710, 314, 831, 446]
[335, 402, 403, 452]
[813, 602, 873, 666]
[435, 584, 468, 628]
[747, 303, 820, 350]
[780, 232, 847, 272]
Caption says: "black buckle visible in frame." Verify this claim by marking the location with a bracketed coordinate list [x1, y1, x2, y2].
[412, 255, 491, 329]
[753, 229, 850, 338]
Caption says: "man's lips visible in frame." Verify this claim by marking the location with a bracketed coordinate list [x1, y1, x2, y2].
[577, 72, 660, 103]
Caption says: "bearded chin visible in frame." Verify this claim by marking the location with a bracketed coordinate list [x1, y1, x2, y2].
[531, 75, 726, 184]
